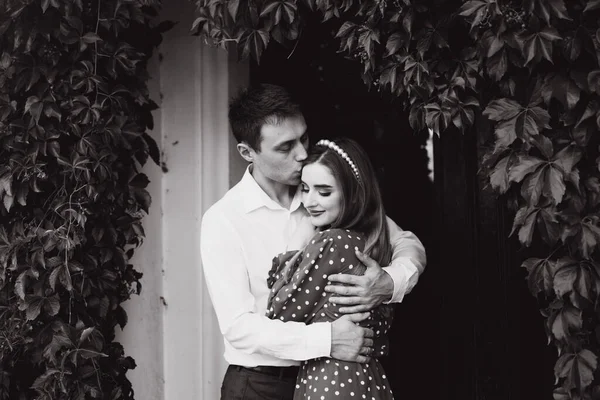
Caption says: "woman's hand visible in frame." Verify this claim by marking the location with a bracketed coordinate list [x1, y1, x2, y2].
[287, 217, 317, 250]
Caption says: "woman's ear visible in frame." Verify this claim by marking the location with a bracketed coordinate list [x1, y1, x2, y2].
[237, 142, 254, 163]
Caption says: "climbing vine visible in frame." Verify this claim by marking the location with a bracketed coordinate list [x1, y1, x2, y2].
[0, 0, 167, 398]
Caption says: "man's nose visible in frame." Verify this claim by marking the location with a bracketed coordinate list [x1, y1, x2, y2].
[295, 142, 308, 162]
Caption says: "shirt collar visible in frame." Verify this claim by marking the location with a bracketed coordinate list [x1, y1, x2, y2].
[239, 165, 304, 214]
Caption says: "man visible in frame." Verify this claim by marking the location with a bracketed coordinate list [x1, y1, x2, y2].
[200, 84, 426, 400]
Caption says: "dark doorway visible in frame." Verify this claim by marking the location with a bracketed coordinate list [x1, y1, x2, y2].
[250, 13, 554, 400]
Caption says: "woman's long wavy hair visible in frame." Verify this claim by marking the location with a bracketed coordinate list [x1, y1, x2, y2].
[305, 138, 392, 267]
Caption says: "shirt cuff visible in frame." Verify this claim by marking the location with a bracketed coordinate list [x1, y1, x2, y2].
[382, 257, 419, 304]
[305, 322, 332, 358]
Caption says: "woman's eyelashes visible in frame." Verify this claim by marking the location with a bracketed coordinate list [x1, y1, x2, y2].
[300, 186, 331, 197]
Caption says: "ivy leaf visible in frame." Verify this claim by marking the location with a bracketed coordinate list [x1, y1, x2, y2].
[584, 0, 600, 12]
[228, 0, 240, 20]
[458, 1, 489, 30]
[49, 263, 73, 291]
[522, 257, 558, 295]
[24, 96, 42, 126]
[553, 259, 589, 299]
[81, 32, 101, 44]
[3, 194, 13, 212]
[537, 206, 561, 245]
[80, 327, 95, 343]
[21, 296, 43, 320]
[521, 165, 547, 205]
[515, 106, 551, 138]
[555, 349, 597, 391]
[240, 29, 269, 62]
[44, 295, 60, 316]
[14, 269, 37, 300]
[31, 369, 60, 392]
[562, 33, 582, 62]
[532, 134, 554, 159]
[525, 0, 570, 23]
[515, 207, 539, 246]
[386, 32, 407, 56]
[483, 99, 550, 146]
[458, 0, 488, 17]
[133, 188, 152, 213]
[424, 102, 448, 135]
[483, 99, 521, 145]
[588, 70, 600, 95]
[402, 8, 414, 36]
[129, 173, 150, 189]
[523, 27, 561, 65]
[544, 165, 567, 205]
[552, 145, 582, 174]
[260, 0, 297, 24]
[490, 154, 511, 193]
[549, 302, 582, 340]
[508, 154, 545, 183]
[546, 74, 581, 110]
[573, 101, 598, 146]
[408, 103, 425, 131]
[43, 330, 74, 364]
[487, 48, 507, 81]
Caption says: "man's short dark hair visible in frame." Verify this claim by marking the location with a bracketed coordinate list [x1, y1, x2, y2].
[228, 84, 303, 151]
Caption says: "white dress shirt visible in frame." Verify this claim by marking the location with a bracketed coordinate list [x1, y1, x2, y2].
[200, 166, 426, 367]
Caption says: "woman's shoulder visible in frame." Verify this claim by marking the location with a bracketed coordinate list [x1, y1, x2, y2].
[308, 228, 365, 247]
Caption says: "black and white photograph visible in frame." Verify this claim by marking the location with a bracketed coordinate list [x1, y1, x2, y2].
[0, 0, 596, 399]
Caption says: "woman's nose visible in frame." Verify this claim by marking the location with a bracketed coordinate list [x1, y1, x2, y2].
[303, 191, 316, 207]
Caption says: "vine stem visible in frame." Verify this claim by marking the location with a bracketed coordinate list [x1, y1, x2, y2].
[545, 244, 564, 262]
[94, 0, 101, 75]
[94, 0, 101, 105]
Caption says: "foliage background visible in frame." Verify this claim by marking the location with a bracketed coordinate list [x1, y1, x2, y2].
[0, 0, 166, 398]
[193, 0, 600, 398]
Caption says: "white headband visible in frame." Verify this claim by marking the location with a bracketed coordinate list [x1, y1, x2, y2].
[316, 139, 361, 182]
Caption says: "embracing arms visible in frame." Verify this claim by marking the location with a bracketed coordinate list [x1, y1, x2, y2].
[325, 216, 427, 312]
[200, 209, 373, 362]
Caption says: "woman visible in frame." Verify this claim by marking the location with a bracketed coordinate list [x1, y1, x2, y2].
[266, 138, 395, 400]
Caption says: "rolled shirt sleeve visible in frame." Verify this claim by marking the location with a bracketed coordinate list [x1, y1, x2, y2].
[383, 216, 427, 303]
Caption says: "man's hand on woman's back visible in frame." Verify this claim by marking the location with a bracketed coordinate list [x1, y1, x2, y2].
[330, 312, 374, 364]
[325, 250, 394, 313]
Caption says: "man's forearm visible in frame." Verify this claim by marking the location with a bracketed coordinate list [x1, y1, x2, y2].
[382, 257, 420, 303]
[222, 312, 331, 361]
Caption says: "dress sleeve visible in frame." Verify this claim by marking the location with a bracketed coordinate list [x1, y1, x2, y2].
[266, 250, 299, 291]
[266, 230, 364, 323]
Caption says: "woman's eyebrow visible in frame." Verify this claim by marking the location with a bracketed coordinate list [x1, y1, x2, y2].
[314, 184, 333, 189]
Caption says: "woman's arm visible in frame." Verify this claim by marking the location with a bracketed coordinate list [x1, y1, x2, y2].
[266, 229, 364, 323]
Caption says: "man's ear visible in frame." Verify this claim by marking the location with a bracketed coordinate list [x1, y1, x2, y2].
[237, 142, 254, 163]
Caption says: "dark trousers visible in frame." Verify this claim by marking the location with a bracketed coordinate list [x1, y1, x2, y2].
[220, 365, 298, 400]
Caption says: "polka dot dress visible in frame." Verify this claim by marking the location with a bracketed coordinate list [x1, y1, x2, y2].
[266, 229, 395, 400]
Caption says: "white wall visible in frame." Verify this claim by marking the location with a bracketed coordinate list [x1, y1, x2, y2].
[116, 38, 165, 400]
[117, 1, 249, 399]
